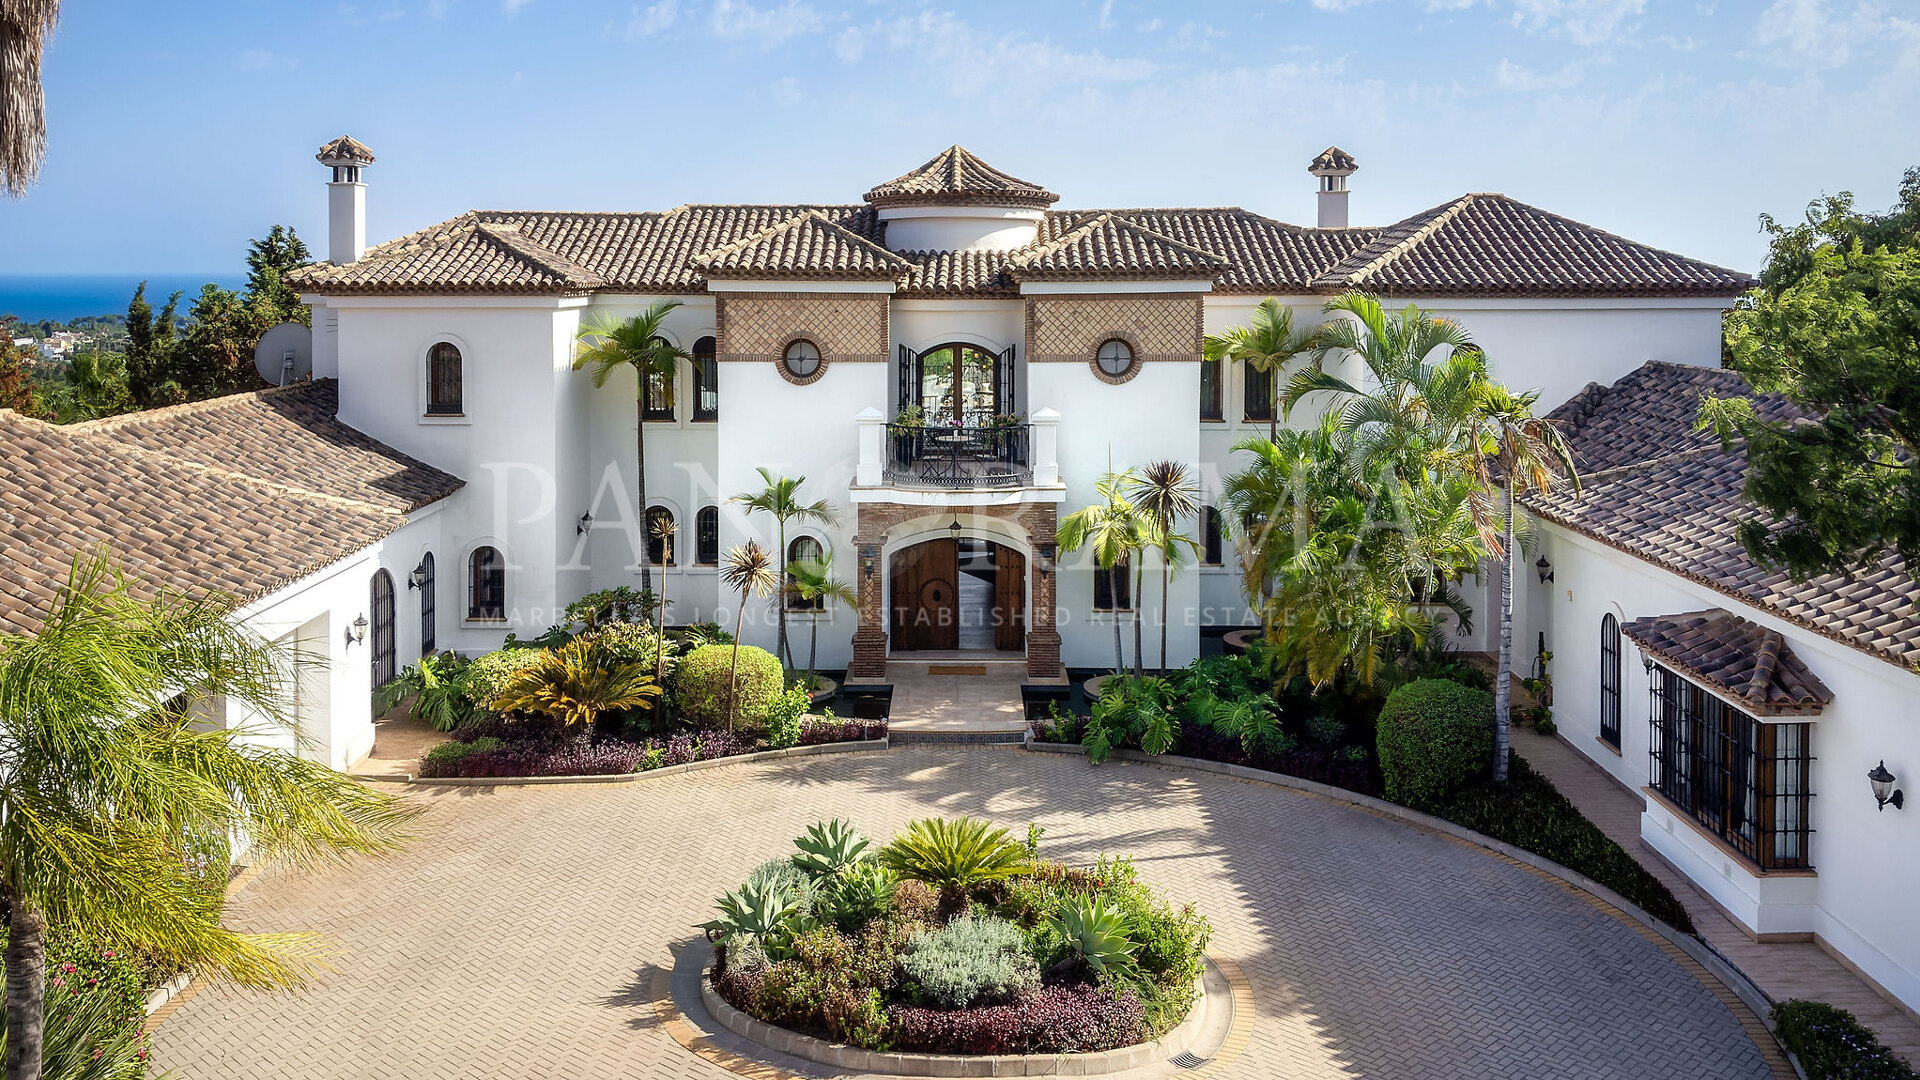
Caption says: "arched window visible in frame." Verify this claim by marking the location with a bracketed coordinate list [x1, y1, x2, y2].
[427, 342, 463, 415]
[1201, 507, 1223, 566]
[1095, 339, 1136, 380]
[370, 570, 396, 687]
[1600, 612, 1622, 749]
[643, 336, 675, 420]
[647, 506, 676, 566]
[696, 506, 720, 566]
[469, 547, 506, 621]
[787, 535, 824, 611]
[782, 339, 823, 381]
[414, 553, 436, 654]
[915, 342, 1004, 425]
[692, 336, 718, 422]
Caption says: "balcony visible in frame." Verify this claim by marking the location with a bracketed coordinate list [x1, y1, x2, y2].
[855, 407, 1060, 495]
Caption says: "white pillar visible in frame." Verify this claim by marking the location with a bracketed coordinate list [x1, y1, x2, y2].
[855, 407, 885, 486]
[328, 180, 366, 264]
[1031, 407, 1060, 487]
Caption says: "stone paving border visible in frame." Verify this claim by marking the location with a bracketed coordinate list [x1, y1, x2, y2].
[405, 737, 889, 787]
[1026, 743, 1799, 1080]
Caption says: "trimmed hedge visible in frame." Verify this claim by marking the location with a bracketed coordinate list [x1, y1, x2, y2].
[465, 648, 546, 710]
[1376, 678, 1494, 809]
[1772, 999, 1918, 1079]
[675, 644, 783, 731]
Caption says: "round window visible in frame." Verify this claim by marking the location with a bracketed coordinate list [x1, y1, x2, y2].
[1095, 339, 1135, 377]
[782, 340, 822, 380]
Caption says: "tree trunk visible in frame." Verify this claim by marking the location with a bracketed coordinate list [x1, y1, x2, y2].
[5, 896, 47, 1080]
[725, 600, 747, 733]
[1111, 565, 1124, 674]
[775, 522, 791, 671]
[1269, 376, 1278, 444]
[1131, 560, 1145, 676]
[807, 615, 819, 690]
[1494, 484, 1515, 784]
[1159, 560, 1171, 676]
[637, 403, 652, 599]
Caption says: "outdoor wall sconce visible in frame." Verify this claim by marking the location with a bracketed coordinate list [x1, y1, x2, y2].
[577, 512, 594, 536]
[861, 544, 878, 582]
[948, 516, 963, 539]
[1870, 761, 1905, 812]
[1536, 555, 1554, 584]
[345, 614, 368, 648]
[1642, 650, 1655, 676]
[407, 560, 429, 590]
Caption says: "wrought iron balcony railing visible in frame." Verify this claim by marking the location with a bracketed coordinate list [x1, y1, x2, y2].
[884, 422, 1032, 489]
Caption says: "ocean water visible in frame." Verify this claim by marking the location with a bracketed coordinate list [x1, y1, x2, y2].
[0, 273, 246, 324]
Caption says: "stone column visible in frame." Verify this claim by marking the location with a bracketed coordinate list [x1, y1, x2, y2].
[849, 505, 889, 681]
[1024, 503, 1063, 681]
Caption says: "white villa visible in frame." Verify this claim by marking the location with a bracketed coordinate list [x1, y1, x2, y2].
[1, 137, 1914, 1021]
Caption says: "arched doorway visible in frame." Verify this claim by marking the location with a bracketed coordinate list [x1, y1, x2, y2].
[916, 343, 1007, 426]
[890, 538, 1025, 653]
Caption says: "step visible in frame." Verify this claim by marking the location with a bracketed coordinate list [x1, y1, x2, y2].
[887, 728, 1029, 746]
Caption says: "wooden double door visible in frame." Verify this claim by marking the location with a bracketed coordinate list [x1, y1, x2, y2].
[889, 539, 1025, 653]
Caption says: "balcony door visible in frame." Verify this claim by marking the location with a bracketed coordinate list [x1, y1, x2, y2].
[913, 343, 1010, 426]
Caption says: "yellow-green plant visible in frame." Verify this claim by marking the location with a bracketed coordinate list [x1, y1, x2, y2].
[878, 817, 1027, 914]
[487, 635, 662, 730]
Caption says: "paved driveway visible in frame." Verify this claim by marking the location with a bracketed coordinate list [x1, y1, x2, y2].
[150, 748, 1774, 1079]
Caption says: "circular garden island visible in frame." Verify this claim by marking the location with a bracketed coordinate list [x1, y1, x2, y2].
[702, 815, 1211, 1061]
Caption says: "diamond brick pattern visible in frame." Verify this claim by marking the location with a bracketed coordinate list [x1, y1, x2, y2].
[149, 749, 1773, 1080]
[716, 292, 890, 364]
[1026, 294, 1203, 364]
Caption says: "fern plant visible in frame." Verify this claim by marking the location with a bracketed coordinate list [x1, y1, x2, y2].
[791, 817, 871, 879]
[878, 816, 1027, 914]
[1052, 894, 1139, 976]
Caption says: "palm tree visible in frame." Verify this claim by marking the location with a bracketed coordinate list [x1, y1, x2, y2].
[489, 635, 662, 734]
[650, 513, 677, 685]
[574, 302, 690, 598]
[732, 468, 840, 672]
[2, 1, 60, 197]
[1469, 383, 1578, 783]
[1058, 470, 1149, 675]
[1204, 297, 1319, 442]
[785, 554, 857, 692]
[719, 541, 779, 733]
[1126, 461, 1200, 675]
[0, 550, 414, 1080]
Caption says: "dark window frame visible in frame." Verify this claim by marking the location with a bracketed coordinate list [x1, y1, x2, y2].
[1202, 507, 1224, 566]
[1599, 613, 1621, 749]
[643, 336, 676, 421]
[468, 546, 506, 622]
[1093, 557, 1132, 612]
[370, 570, 396, 688]
[1243, 361, 1274, 423]
[782, 339, 823, 381]
[426, 342, 463, 416]
[1095, 338, 1135, 378]
[696, 506, 720, 566]
[1648, 664, 1813, 871]
[691, 336, 718, 422]
[1200, 359, 1223, 421]
[418, 552, 436, 654]
[646, 506, 676, 566]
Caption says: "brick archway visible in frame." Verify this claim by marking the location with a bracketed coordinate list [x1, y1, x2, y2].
[849, 501, 1060, 681]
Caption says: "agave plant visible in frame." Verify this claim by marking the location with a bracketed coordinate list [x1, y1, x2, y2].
[817, 861, 899, 932]
[700, 875, 800, 959]
[790, 818, 871, 880]
[878, 816, 1027, 914]
[1052, 894, 1139, 976]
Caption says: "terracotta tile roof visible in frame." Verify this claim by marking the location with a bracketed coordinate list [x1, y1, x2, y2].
[1007, 213, 1229, 281]
[1310, 146, 1357, 174]
[75, 380, 463, 513]
[1527, 362, 1920, 672]
[1312, 194, 1751, 298]
[690, 210, 912, 280]
[0, 392, 455, 635]
[862, 145, 1059, 210]
[1624, 609, 1833, 716]
[287, 195, 1748, 300]
[317, 135, 375, 164]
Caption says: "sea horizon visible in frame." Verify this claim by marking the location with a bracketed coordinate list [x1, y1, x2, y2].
[0, 272, 248, 324]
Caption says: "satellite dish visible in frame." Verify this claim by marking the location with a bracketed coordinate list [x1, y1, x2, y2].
[254, 323, 314, 387]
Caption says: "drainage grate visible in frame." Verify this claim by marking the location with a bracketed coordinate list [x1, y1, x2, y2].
[1169, 1052, 1209, 1069]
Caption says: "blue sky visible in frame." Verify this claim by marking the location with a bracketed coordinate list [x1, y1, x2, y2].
[3, 0, 1916, 275]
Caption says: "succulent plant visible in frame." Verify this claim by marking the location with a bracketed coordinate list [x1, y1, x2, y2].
[790, 817, 872, 880]
[1052, 894, 1139, 976]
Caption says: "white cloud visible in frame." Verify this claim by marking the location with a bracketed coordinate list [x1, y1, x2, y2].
[709, 0, 823, 47]
[623, 0, 678, 37]
[1311, 0, 1383, 10]
[1749, 0, 1919, 71]
[843, 10, 1159, 90]
[1492, 57, 1584, 90]
[237, 49, 298, 71]
[426, 0, 455, 18]
[833, 25, 866, 63]
[502, 0, 532, 13]
[1098, 0, 1115, 30]
[1505, 0, 1647, 45]
[1136, 17, 1162, 31]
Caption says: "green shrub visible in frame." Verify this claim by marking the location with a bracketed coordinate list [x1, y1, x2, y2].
[465, 648, 548, 710]
[900, 916, 1040, 1009]
[0, 977, 151, 1080]
[817, 862, 899, 933]
[1376, 678, 1494, 809]
[422, 736, 502, 768]
[583, 621, 674, 678]
[1052, 894, 1138, 976]
[1771, 1000, 1918, 1079]
[674, 644, 783, 731]
[375, 651, 476, 731]
[763, 686, 809, 749]
[879, 817, 1028, 913]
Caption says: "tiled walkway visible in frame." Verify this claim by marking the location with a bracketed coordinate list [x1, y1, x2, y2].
[150, 748, 1776, 1079]
[1521, 729, 1920, 1064]
[885, 658, 1029, 733]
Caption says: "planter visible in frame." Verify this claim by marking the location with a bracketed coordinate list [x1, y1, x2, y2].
[807, 676, 839, 707]
[701, 950, 1224, 1077]
[1084, 674, 1112, 700]
[1222, 628, 1261, 656]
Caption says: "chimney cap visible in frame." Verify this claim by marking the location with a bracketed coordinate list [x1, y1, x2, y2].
[1308, 146, 1357, 177]
[317, 135, 376, 167]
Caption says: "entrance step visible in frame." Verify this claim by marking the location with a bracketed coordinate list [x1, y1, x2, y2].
[888, 728, 1028, 746]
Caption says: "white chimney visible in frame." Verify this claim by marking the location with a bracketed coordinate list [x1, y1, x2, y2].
[316, 135, 375, 264]
[1308, 146, 1358, 229]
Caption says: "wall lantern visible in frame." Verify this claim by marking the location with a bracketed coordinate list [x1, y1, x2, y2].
[407, 560, 429, 590]
[1869, 761, 1905, 812]
[860, 544, 878, 582]
[1535, 555, 1554, 584]
[948, 516, 962, 540]
[577, 512, 594, 536]
[1641, 649, 1655, 676]
[345, 614, 368, 648]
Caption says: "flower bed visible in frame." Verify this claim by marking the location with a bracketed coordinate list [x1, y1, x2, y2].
[705, 817, 1209, 1056]
[417, 715, 884, 779]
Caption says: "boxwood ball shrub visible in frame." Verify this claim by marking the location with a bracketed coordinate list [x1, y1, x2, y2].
[1376, 677, 1495, 809]
[465, 648, 547, 711]
[676, 644, 784, 730]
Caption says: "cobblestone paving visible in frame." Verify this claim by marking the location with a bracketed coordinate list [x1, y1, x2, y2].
[150, 748, 1773, 1079]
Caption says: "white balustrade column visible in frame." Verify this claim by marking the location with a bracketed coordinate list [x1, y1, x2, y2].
[1031, 407, 1061, 487]
[855, 406, 885, 486]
